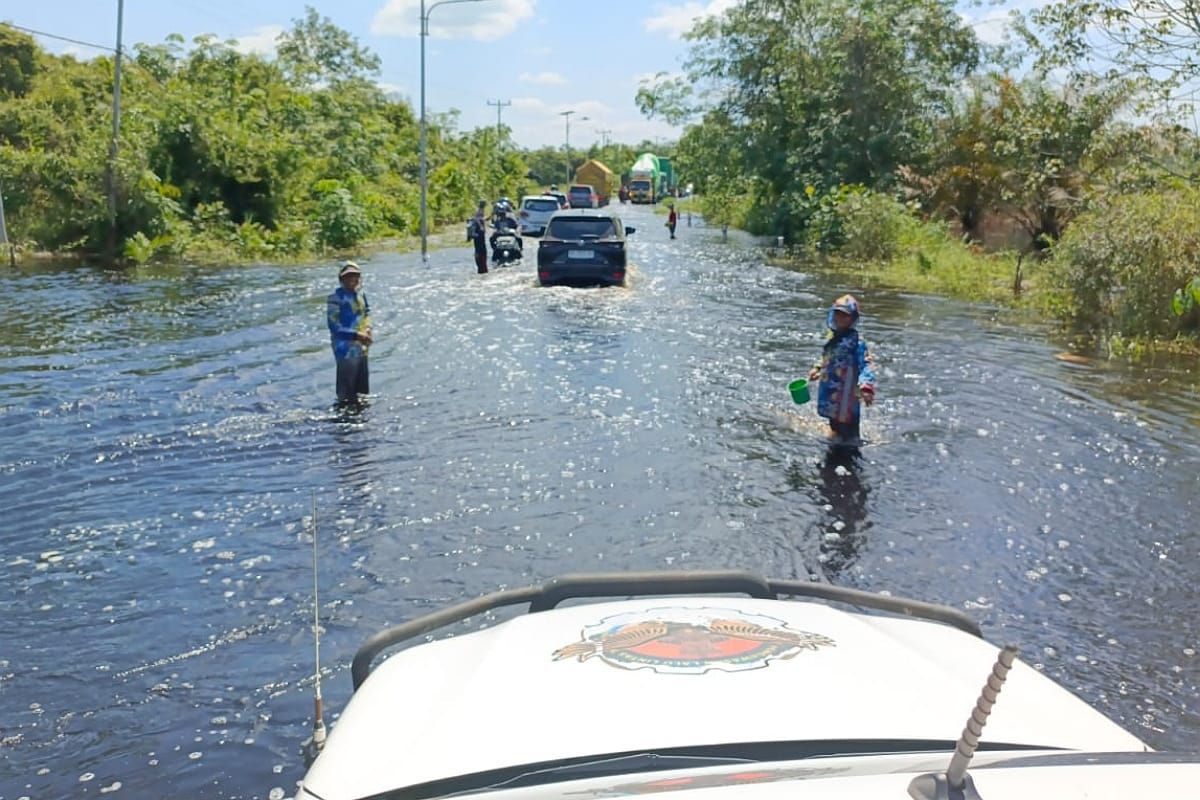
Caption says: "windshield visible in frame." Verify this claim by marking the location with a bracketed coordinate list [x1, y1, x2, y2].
[631, 180, 651, 190]
[546, 218, 617, 240]
[523, 199, 559, 212]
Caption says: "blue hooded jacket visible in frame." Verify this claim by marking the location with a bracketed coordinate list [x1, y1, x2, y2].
[813, 295, 876, 423]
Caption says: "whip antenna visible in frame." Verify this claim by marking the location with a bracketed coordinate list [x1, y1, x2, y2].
[908, 644, 1019, 800]
[310, 491, 327, 753]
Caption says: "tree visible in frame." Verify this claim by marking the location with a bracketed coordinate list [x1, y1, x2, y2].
[1022, 0, 1200, 110]
[0, 25, 38, 98]
[638, 0, 981, 237]
[276, 6, 381, 87]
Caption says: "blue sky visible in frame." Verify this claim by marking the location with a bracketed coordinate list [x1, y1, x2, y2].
[8, 1, 1044, 149]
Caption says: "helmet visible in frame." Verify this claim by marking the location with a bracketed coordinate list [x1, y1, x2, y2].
[827, 294, 860, 329]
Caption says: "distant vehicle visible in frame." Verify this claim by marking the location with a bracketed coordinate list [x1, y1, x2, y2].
[567, 184, 599, 209]
[518, 195, 560, 237]
[545, 188, 569, 209]
[537, 209, 636, 287]
[573, 159, 616, 206]
[629, 153, 660, 203]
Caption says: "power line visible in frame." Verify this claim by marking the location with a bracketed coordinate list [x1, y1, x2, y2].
[1, 21, 118, 53]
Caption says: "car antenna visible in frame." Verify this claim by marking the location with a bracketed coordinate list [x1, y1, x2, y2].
[907, 645, 1019, 800]
[306, 491, 328, 762]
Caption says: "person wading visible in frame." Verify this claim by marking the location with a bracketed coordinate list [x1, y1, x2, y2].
[468, 200, 488, 274]
[327, 261, 373, 405]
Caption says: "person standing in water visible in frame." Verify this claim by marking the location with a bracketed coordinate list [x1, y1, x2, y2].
[808, 294, 876, 445]
[468, 199, 488, 274]
[666, 203, 678, 239]
[327, 261, 373, 405]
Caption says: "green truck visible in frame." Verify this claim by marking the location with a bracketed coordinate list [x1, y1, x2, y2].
[628, 153, 661, 204]
[627, 153, 677, 203]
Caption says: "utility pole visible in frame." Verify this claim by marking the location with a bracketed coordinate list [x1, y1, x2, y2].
[596, 128, 612, 149]
[105, 0, 125, 262]
[486, 99, 511, 138]
[420, 0, 489, 262]
[0, 178, 13, 267]
[559, 110, 575, 184]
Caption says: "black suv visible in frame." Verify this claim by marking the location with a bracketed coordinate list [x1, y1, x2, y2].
[537, 210, 636, 287]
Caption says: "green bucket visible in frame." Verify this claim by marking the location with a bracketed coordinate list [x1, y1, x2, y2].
[788, 378, 811, 405]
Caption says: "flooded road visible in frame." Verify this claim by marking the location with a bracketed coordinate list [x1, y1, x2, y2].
[1, 203, 1198, 798]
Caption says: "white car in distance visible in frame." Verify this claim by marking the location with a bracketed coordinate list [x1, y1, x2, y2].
[518, 195, 561, 237]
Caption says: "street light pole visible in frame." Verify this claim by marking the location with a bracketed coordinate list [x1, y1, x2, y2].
[420, 0, 486, 263]
[106, 0, 124, 262]
[559, 110, 574, 184]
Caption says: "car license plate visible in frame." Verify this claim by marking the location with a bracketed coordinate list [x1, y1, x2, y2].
[568, 249, 594, 259]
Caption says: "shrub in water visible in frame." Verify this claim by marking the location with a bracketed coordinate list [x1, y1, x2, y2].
[1047, 187, 1200, 339]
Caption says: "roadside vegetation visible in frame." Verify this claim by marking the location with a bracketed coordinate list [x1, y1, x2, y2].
[636, 0, 1200, 354]
[0, 9, 534, 265]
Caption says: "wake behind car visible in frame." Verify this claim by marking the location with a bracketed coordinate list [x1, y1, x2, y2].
[537, 209, 636, 287]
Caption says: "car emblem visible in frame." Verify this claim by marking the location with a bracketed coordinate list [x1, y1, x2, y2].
[553, 606, 834, 674]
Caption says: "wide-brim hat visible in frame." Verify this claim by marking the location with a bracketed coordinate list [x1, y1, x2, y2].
[339, 261, 362, 277]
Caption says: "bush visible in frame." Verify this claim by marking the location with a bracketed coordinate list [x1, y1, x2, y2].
[1047, 188, 1200, 338]
[316, 187, 371, 249]
[836, 191, 916, 262]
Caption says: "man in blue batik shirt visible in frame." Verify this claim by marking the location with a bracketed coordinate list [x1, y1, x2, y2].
[327, 261, 373, 404]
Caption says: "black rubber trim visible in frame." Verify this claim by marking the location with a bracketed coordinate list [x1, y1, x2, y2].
[353, 739, 1053, 800]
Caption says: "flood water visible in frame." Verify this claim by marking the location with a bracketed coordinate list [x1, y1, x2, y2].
[1, 203, 1198, 798]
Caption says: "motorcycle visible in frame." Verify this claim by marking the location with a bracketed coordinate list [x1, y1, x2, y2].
[490, 215, 523, 264]
[490, 230, 523, 264]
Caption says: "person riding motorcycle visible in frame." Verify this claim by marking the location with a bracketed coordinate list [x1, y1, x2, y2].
[491, 197, 515, 225]
[489, 206, 523, 259]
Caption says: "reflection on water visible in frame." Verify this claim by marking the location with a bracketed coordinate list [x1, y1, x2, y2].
[816, 446, 870, 577]
[0, 208, 1198, 798]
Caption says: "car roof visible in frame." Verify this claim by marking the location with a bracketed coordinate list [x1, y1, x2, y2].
[549, 208, 622, 219]
[522, 195, 559, 202]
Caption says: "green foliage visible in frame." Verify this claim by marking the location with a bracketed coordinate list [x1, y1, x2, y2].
[0, 16, 530, 261]
[316, 187, 370, 249]
[0, 26, 38, 99]
[1170, 277, 1200, 317]
[1047, 186, 1200, 338]
[646, 0, 980, 239]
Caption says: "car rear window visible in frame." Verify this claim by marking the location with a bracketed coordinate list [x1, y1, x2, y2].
[569, 186, 592, 194]
[523, 199, 559, 212]
[546, 217, 617, 239]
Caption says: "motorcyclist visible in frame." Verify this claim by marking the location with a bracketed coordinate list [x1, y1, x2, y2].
[489, 206, 523, 259]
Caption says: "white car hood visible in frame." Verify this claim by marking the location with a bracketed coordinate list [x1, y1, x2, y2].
[302, 597, 1146, 800]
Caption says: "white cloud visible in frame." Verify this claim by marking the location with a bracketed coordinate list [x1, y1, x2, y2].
[231, 25, 283, 56]
[960, 12, 1012, 46]
[644, 0, 738, 39]
[371, 0, 535, 41]
[519, 71, 567, 85]
[376, 81, 408, 99]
